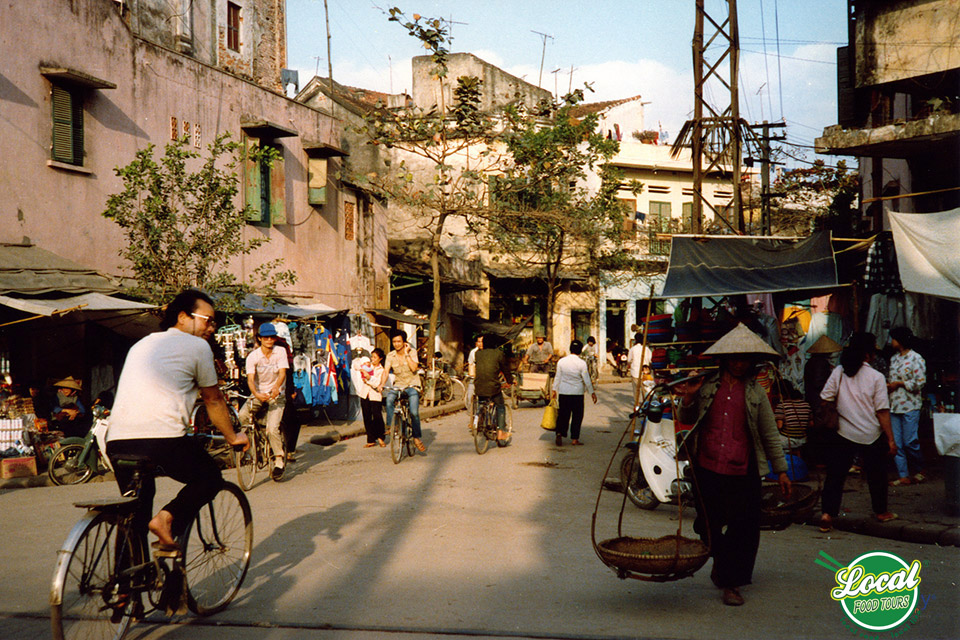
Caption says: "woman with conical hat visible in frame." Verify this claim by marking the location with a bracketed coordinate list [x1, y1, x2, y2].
[675, 323, 790, 607]
[804, 335, 843, 464]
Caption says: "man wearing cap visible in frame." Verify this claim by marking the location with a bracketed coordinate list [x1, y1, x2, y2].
[522, 335, 554, 373]
[675, 323, 790, 607]
[239, 322, 289, 480]
[50, 376, 89, 437]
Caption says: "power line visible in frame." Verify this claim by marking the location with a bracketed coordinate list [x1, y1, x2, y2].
[774, 0, 784, 120]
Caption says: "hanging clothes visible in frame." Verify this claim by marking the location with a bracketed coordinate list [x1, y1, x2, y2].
[866, 293, 907, 349]
[864, 232, 903, 295]
[293, 354, 312, 406]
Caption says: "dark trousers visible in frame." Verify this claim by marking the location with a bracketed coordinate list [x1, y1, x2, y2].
[478, 393, 506, 429]
[360, 397, 386, 442]
[693, 461, 762, 589]
[556, 394, 585, 439]
[821, 431, 888, 517]
[107, 436, 223, 546]
[283, 388, 302, 454]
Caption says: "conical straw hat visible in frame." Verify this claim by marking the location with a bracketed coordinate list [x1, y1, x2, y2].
[703, 323, 780, 358]
[806, 335, 842, 354]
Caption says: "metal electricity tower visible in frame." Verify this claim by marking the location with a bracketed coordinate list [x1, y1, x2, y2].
[673, 0, 759, 234]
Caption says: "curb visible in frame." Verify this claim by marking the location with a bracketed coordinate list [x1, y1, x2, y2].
[831, 516, 960, 547]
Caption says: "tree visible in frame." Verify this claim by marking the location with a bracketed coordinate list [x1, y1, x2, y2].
[103, 133, 296, 308]
[771, 159, 860, 237]
[357, 9, 505, 361]
[481, 94, 642, 342]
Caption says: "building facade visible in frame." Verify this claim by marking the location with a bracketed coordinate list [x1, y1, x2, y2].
[0, 0, 387, 311]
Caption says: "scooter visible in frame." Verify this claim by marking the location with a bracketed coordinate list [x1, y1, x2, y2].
[46, 403, 113, 486]
[615, 351, 630, 378]
[619, 381, 697, 510]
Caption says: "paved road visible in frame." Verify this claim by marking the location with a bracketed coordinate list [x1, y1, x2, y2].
[2, 383, 957, 639]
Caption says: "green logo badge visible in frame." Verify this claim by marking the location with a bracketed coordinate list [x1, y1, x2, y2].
[829, 551, 921, 631]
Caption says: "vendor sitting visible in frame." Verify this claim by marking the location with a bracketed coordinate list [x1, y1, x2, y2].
[50, 376, 89, 438]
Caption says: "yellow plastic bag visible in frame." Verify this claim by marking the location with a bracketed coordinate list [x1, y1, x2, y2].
[540, 397, 559, 430]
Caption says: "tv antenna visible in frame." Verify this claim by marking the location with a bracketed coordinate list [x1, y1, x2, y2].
[531, 30, 554, 88]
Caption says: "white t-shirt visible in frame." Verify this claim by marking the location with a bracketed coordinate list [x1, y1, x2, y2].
[107, 328, 218, 441]
[820, 363, 890, 445]
[246, 346, 289, 395]
[627, 343, 652, 379]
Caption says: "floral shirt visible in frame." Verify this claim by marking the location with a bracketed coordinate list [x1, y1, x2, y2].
[887, 349, 926, 413]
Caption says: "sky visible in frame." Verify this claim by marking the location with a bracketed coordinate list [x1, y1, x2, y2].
[285, 0, 850, 166]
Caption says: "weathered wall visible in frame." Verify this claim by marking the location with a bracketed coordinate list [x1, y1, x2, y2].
[0, 0, 381, 311]
[412, 53, 552, 114]
[856, 0, 960, 87]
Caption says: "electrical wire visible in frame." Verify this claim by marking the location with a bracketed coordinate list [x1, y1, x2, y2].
[759, 0, 774, 121]
[774, 0, 784, 121]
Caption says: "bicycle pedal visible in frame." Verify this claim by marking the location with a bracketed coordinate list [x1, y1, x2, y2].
[151, 542, 181, 558]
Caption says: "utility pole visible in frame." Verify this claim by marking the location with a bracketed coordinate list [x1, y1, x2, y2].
[531, 30, 554, 88]
[323, 0, 333, 92]
[678, 0, 759, 235]
[748, 120, 786, 235]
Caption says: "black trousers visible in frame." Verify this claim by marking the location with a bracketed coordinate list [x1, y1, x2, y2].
[107, 436, 223, 546]
[556, 394, 585, 439]
[360, 397, 385, 442]
[693, 461, 762, 589]
[283, 388, 302, 455]
[821, 431, 888, 517]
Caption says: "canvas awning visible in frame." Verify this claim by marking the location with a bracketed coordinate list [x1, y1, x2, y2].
[0, 243, 120, 295]
[229, 294, 346, 318]
[367, 308, 428, 326]
[453, 314, 532, 341]
[661, 232, 839, 298]
[889, 208, 960, 303]
[0, 293, 153, 316]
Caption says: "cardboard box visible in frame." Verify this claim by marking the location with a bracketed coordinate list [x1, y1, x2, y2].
[1, 456, 37, 479]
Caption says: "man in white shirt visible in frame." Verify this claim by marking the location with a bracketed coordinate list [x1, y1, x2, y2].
[627, 332, 653, 402]
[551, 340, 597, 446]
[239, 323, 289, 480]
[106, 290, 248, 551]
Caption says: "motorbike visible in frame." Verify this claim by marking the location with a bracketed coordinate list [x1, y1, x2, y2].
[619, 381, 697, 510]
[615, 351, 629, 378]
[46, 403, 113, 486]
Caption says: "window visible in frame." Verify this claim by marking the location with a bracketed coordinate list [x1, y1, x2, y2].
[244, 137, 286, 226]
[51, 84, 84, 166]
[227, 2, 241, 52]
[647, 201, 672, 256]
[682, 202, 693, 233]
[344, 202, 355, 241]
[618, 198, 637, 237]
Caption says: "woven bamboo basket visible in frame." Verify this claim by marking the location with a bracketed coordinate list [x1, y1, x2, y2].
[596, 535, 710, 577]
[759, 484, 819, 530]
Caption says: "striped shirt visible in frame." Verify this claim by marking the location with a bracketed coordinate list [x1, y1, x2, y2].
[774, 399, 812, 439]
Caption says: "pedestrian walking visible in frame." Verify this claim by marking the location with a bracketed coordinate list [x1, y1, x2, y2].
[674, 323, 790, 607]
[551, 340, 597, 446]
[818, 332, 898, 533]
[886, 327, 927, 486]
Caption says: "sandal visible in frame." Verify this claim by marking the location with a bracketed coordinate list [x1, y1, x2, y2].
[377, 438, 386, 447]
[912, 472, 926, 484]
[818, 514, 833, 533]
[413, 438, 426, 453]
[363, 443, 377, 448]
[875, 512, 898, 523]
[889, 477, 912, 486]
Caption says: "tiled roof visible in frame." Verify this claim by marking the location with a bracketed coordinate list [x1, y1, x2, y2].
[568, 95, 644, 118]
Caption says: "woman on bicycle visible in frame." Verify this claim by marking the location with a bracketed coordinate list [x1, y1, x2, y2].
[380, 330, 426, 452]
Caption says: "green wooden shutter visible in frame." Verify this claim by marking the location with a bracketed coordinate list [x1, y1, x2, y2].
[307, 157, 327, 205]
[269, 149, 286, 225]
[244, 137, 265, 224]
[52, 85, 82, 165]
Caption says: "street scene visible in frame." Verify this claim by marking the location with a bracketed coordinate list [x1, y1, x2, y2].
[1, 382, 957, 640]
[2, 1, 960, 639]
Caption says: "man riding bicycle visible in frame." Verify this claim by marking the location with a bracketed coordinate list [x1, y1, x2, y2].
[379, 329, 426, 453]
[106, 289, 249, 553]
[474, 334, 514, 441]
[238, 322, 288, 480]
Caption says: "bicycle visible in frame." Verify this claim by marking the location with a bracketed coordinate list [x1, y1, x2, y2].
[384, 386, 415, 464]
[424, 366, 465, 406]
[191, 387, 277, 491]
[50, 443, 253, 640]
[48, 407, 113, 486]
[471, 393, 513, 455]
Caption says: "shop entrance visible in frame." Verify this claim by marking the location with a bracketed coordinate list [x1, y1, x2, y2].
[571, 310, 593, 344]
[605, 300, 626, 350]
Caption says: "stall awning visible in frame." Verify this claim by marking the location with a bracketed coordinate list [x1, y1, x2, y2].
[661, 232, 838, 298]
[453, 314, 532, 341]
[229, 294, 346, 318]
[0, 293, 153, 316]
[0, 243, 120, 295]
[367, 308, 428, 326]
[889, 208, 960, 303]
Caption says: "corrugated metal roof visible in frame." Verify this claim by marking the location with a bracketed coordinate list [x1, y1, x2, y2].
[0, 243, 119, 295]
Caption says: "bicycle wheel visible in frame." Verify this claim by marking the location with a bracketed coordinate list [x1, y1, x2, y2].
[51, 513, 138, 640]
[182, 482, 252, 616]
[390, 420, 403, 464]
[474, 407, 490, 455]
[234, 427, 258, 491]
[49, 444, 94, 486]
